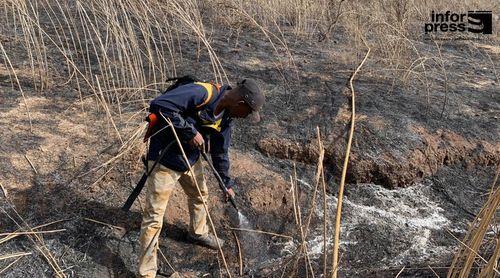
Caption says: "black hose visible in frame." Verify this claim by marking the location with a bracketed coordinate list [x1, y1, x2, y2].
[200, 151, 238, 211]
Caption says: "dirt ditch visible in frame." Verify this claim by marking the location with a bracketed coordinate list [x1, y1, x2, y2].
[257, 125, 499, 189]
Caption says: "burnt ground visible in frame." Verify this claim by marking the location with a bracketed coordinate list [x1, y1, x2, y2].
[1, 17, 499, 278]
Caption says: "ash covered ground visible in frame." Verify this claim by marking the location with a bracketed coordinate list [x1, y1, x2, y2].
[1, 5, 499, 278]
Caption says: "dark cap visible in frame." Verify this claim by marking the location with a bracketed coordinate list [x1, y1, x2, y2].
[237, 78, 265, 123]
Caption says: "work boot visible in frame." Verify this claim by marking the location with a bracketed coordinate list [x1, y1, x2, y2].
[188, 233, 224, 250]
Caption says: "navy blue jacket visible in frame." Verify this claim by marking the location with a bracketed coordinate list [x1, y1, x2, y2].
[148, 83, 234, 189]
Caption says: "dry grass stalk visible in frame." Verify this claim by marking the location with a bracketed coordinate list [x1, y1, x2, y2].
[78, 123, 145, 178]
[428, 265, 440, 277]
[31, 219, 69, 230]
[282, 130, 325, 277]
[303, 127, 325, 238]
[231, 231, 243, 276]
[288, 126, 326, 277]
[321, 166, 328, 277]
[0, 229, 66, 237]
[0, 182, 7, 198]
[158, 247, 176, 273]
[2, 205, 66, 277]
[95, 76, 124, 145]
[291, 164, 315, 277]
[0, 39, 33, 132]
[447, 166, 500, 278]
[0, 251, 32, 261]
[395, 266, 406, 278]
[0, 219, 69, 245]
[446, 229, 489, 264]
[228, 227, 293, 240]
[163, 114, 231, 278]
[89, 165, 116, 188]
[24, 154, 38, 174]
[316, 127, 329, 277]
[0, 233, 17, 245]
[479, 237, 500, 278]
[0, 256, 23, 274]
[289, 175, 299, 226]
[331, 36, 371, 278]
[82, 217, 125, 232]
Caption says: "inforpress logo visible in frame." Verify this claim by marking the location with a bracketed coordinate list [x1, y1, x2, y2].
[424, 11, 493, 35]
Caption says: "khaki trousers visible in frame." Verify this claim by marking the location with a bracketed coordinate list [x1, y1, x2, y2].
[138, 159, 208, 278]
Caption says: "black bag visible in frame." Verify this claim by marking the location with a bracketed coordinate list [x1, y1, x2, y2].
[164, 75, 199, 93]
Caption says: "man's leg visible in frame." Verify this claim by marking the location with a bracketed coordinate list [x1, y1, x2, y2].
[178, 159, 209, 236]
[138, 162, 181, 278]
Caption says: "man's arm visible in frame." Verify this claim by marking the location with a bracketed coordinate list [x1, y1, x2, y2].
[209, 124, 234, 189]
[150, 84, 208, 142]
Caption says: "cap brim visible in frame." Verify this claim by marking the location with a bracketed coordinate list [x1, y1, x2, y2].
[247, 111, 261, 124]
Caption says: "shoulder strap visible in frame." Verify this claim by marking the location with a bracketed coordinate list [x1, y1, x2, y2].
[194, 82, 220, 109]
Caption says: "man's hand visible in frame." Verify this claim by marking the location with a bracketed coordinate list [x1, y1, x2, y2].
[225, 188, 235, 202]
[189, 132, 204, 149]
